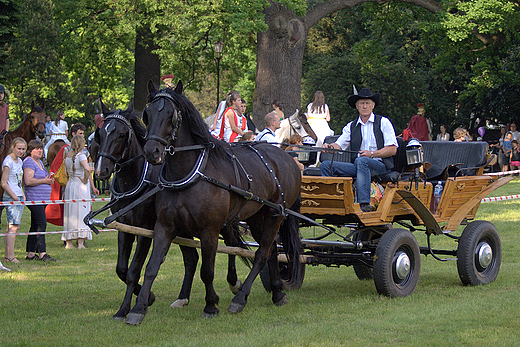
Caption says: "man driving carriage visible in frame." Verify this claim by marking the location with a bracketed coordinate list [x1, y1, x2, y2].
[320, 88, 398, 212]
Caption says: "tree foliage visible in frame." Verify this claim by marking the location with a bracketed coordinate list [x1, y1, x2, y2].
[1, 0, 519, 136]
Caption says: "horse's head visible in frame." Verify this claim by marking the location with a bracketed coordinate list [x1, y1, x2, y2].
[143, 80, 184, 164]
[29, 100, 47, 140]
[94, 99, 141, 180]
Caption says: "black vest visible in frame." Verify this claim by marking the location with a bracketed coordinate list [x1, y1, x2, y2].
[349, 114, 394, 170]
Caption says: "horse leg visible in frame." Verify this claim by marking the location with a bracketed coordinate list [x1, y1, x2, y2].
[222, 225, 241, 295]
[115, 231, 135, 284]
[113, 234, 154, 320]
[266, 242, 287, 306]
[200, 232, 220, 318]
[170, 244, 198, 308]
[227, 243, 270, 314]
[228, 213, 283, 314]
[125, 225, 174, 325]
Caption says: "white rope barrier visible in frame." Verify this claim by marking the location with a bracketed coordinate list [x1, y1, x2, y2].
[485, 169, 520, 176]
[481, 195, 520, 203]
[0, 229, 117, 237]
[0, 197, 111, 206]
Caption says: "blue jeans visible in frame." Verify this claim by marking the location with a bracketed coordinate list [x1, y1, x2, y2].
[320, 157, 388, 204]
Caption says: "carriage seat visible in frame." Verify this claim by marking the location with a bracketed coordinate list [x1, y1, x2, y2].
[421, 141, 489, 180]
[302, 136, 409, 183]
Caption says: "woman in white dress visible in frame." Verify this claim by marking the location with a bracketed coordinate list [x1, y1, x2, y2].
[307, 91, 333, 147]
[62, 135, 92, 249]
[44, 110, 69, 158]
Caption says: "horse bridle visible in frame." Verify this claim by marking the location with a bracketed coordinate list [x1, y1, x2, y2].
[145, 92, 183, 151]
[97, 112, 135, 167]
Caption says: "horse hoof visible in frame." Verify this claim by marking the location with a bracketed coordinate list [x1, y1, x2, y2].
[170, 298, 189, 308]
[125, 313, 145, 325]
[148, 291, 156, 307]
[229, 280, 241, 295]
[227, 301, 245, 314]
[202, 310, 219, 319]
[274, 293, 288, 307]
[113, 315, 126, 321]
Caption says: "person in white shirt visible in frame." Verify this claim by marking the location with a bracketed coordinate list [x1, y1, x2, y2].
[320, 88, 398, 212]
[1, 137, 27, 263]
[509, 122, 520, 141]
[255, 112, 281, 145]
[44, 110, 69, 158]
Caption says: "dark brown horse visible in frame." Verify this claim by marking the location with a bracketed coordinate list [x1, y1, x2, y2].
[123, 81, 302, 324]
[46, 140, 67, 165]
[89, 99, 247, 320]
[0, 101, 46, 200]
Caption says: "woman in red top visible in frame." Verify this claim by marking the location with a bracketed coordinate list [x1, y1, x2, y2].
[218, 91, 246, 142]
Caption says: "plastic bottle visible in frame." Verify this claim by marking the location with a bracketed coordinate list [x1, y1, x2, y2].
[431, 181, 443, 214]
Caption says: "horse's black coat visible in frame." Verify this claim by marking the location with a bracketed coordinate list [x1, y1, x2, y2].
[124, 81, 303, 324]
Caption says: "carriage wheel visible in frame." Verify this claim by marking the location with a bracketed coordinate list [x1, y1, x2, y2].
[373, 228, 420, 298]
[352, 228, 379, 280]
[260, 261, 305, 292]
[457, 221, 501, 286]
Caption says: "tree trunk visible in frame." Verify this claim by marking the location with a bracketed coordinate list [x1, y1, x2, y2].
[134, 25, 161, 112]
[253, 3, 307, 130]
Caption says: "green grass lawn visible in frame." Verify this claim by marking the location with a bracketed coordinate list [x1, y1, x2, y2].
[1, 180, 519, 347]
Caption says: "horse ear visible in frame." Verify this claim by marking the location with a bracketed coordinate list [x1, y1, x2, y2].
[31, 100, 35, 112]
[126, 98, 134, 113]
[174, 80, 183, 95]
[148, 80, 157, 94]
[40, 100, 45, 110]
[100, 100, 110, 115]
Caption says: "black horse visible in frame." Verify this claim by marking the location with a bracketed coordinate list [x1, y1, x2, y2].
[89, 100, 157, 320]
[89, 99, 247, 320]
[122, 81, 302, 324]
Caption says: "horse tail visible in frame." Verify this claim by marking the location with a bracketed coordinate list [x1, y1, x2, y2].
[278, 194, 304, 289]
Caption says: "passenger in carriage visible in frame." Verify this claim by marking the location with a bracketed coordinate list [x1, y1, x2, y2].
[285, 134, 304, 172]
[255, 112, 281, 145]
[319, 88, 398, 213]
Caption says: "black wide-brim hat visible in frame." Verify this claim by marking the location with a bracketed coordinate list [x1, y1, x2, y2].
[347, 88, 381, 108]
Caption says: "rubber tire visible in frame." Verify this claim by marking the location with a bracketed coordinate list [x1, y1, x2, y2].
[353, 228, 378, 280]
[457, 220, 501, 286]
[373, 228, 421, 298]
[260, 262, 305, 292]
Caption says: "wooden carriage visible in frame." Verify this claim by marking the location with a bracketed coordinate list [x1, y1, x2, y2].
[289, 139, 511, 297]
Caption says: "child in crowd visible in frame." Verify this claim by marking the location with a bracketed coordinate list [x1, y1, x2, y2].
[1, 138, 27, 263]
[510, 140, 520, 173]
[285, 134, 304, 172]
[502, 132, 513, 172]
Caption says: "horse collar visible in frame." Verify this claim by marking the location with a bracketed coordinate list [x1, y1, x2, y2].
[158, 148, 208, 189]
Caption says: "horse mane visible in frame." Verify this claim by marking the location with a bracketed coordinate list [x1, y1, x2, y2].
[126, 111, 147, 148]
[150, 88, 229, 160]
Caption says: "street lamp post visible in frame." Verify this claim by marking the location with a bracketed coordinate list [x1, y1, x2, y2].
[214, 39, 224, 107]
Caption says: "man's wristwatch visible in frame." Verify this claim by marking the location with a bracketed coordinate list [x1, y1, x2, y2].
[371, 151, 374, 158]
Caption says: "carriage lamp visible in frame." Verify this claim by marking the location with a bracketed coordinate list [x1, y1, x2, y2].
[214, 39, 224, 107]
[297, 137, 316, 163]
[406, 139, 424, 190]
[406, 138, 424, 167]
